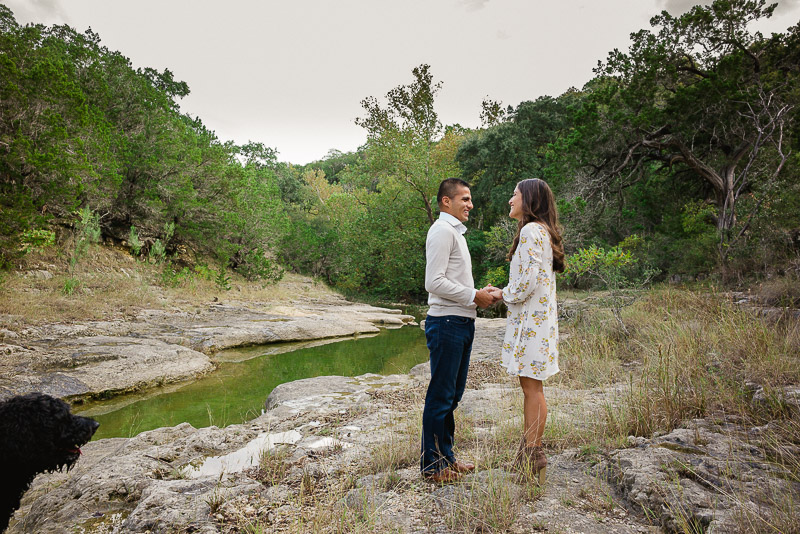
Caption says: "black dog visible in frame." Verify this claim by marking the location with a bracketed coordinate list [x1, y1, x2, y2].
[0, 393, 98, 532]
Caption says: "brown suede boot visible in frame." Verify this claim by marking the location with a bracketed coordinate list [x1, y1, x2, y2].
[516, 444, 547, 485]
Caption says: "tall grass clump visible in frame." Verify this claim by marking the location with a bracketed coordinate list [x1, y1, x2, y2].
[366, 413, 422, 475]
[560, 288, 800, 441]
[441, 471, 520, 533]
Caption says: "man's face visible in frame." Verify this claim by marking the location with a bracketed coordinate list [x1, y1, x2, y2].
[442, 185, 473, 223]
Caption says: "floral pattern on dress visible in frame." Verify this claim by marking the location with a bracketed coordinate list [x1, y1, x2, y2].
[500, 222, 559, 381]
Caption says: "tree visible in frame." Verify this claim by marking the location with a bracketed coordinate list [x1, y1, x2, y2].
[355, 64, 460, 225]
[579, 0, 795, 264]
[457, 96, 574, 226]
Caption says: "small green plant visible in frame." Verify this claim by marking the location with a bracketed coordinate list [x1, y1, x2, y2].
[63, 277, 80, 295]
[161, 265, 192, 288]
[128, 226, 143, 257]
[20, 228, 56, 254]
[236, 247, 284, 283]
[64, 208, 101, 295]
[194, 264, 218, 281]
[257, 446, 290, 487]
[215, 264, 232, 291]
[71, 208, 101, 268]
[148, 222, 174, 264]
[563, 236, 659, 335]
[205, 488, 227, 514]
[73, 208, 101, 261]
[149, 240, 166, 263]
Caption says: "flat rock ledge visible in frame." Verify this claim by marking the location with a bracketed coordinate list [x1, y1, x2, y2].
[0, 300, 414, 401]
[9, 318, 798, 533]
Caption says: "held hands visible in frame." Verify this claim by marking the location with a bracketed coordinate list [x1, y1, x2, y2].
[488, 286, 503, 302]
[474, 285, 504, 308]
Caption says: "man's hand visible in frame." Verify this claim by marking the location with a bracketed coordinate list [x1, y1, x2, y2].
[475, 285, 503, 308]
[487, 287, 503, 303]
[473, 287, 496, 308]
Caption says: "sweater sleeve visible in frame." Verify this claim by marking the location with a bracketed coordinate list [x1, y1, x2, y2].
[502, 223, 546, 305]
[425, 224, 475, 306]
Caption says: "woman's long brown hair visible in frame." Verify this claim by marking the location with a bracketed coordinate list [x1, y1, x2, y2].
[507, 178, 565, 273]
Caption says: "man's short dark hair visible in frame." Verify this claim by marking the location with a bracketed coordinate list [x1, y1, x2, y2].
[437, 178, 471, 207]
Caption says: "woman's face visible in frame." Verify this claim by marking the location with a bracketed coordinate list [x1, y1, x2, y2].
[508, 187, 523, 221]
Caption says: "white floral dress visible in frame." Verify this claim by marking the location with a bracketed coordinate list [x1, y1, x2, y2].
[500, 222, 559, 380]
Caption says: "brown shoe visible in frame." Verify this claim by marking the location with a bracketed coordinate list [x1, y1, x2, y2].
[450, 460, 475, 473]
[516, 445, 547, 485]
[423, 467, 462, 484]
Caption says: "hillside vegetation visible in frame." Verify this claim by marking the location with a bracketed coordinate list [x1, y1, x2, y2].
[1, 0, 799, 304]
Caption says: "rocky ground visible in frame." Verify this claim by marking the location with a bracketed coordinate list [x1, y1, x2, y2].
[8, 317, 798, 533]
[0, 296, 414, 401]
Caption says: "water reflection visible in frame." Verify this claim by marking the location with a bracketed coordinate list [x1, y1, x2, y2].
[76, 325, 428, 440]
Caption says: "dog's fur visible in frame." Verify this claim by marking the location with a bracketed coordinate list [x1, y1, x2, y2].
[0, 393, 98, 532]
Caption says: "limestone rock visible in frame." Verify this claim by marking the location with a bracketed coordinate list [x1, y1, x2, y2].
[0, 300, 414, 402]
[601, 423, 800, 533]
[0, 336, 213, 400]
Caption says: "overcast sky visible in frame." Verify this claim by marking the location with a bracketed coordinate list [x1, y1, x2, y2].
[4, 0, 799, 164]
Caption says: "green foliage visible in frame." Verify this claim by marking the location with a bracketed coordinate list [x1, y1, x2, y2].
[564, 239, 659, 334]
[63, 277, 80, 295]
[215, 269, 232, 291]
[214, 260, 232, 291]
[0, 8, 290, 283]
[236, 247, 284, 283]
[565, 245, 634, 287]
[148, 222, 174, 264]
[69, 208, 101, 273]
[457, 96, 574, 224]
[61, 208, 101, 295]
[20, 229, 55, 254]
[160, 265, 192, 288]
[564, 238, 658, 290]
[148, 240, 167, 264]
[481, 265, 509, 289]
[76, 208, 101, 255]
[571, 0, 797, 269]
[193, 264, 218, 281]
[355, 64, 459, 226]
[2, 2, 798, 300]
[128, 226, 143, 257]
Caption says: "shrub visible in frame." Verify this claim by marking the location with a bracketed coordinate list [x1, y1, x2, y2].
[128, 226, 143, 257]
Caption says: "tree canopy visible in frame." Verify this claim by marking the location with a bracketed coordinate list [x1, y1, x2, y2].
[3, 0, 798, 298]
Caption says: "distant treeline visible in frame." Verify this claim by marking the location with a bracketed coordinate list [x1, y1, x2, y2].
[2, 0, 799, 300]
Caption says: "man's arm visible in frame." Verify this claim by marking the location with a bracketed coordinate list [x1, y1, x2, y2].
[425, 225, 475, 306]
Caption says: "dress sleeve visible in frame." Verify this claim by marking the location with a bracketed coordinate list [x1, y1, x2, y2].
[502, 223, 546, 305]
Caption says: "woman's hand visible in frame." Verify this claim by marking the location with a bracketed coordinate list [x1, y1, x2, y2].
[485, 286, 504, 304]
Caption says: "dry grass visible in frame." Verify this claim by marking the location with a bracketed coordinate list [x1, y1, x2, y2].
[251, 445, 292, 487]
[366, 412, 423, 475]
[0, 244, 339, 325]
[757, 272, 800, 308]
[556, 287, 800, 442]
[441, 470, 522, 533]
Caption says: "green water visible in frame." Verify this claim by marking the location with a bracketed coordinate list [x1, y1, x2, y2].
[75, 325, 428, 440]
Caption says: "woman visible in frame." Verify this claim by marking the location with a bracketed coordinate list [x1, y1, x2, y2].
[489, 178, 565, 484]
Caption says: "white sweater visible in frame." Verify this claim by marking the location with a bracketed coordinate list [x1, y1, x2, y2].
[424, 215, 477, 318]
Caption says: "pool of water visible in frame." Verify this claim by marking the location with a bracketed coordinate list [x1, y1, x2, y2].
[75, 325, 429, 440]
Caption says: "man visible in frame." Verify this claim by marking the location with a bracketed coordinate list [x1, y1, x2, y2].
[421, 178, 497, 483]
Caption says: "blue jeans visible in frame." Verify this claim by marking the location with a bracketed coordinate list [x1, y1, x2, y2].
[420, 314, 475, 474]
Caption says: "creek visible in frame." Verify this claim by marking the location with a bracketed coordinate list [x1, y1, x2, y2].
[75, 325, 428, 440]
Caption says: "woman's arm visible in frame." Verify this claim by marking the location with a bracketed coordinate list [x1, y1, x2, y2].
[502, 223, 546, 305]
